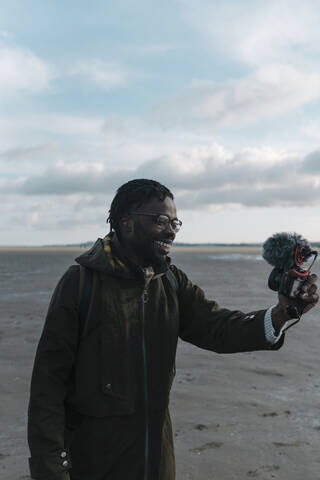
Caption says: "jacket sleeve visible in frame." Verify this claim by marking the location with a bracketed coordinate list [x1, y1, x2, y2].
[172, 265, 284, 353]
[28, 266, 81, 480]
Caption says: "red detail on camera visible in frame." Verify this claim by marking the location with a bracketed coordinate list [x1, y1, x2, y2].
[292, 246, 317, 278]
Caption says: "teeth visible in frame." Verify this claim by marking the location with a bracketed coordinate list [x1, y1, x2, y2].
[155, 241, 171, 248]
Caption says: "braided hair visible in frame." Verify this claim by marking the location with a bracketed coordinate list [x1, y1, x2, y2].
[107, 179, 174, 234]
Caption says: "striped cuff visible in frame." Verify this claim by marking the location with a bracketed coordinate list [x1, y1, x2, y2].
[264, 305, 283, 344]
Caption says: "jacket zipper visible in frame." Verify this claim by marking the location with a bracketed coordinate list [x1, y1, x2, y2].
[141, 282, 149, 480]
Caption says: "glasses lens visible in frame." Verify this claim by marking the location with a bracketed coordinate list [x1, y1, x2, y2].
[156, 215, 182, 232]
[172, 221, 182, 232]
[156, 215, 170, 227]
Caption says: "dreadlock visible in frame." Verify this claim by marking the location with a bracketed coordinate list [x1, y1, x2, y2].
[107, 179, 174, 234]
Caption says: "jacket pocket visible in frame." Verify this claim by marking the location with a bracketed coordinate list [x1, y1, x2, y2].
[68, 326, 136, 417]
[100, 327, 137, 403]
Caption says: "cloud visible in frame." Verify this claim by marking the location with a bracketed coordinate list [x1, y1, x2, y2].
[302, 150, 320, 172]
[0, 113, 214, 175]
[150, 65, 320, 128]
[2, 144, 320, 241]
[177, 184, 320, 209]
[3, 146, 320, 210]
[0, 43, 130, 102]
[0, 42, 52, 97]
[0, 114, 107, 148]
[19, 161, 110, 195]
[179, 0, 320, 68]
[0, 192, 107, 232]
[8, 160, 131, 196]
[0, 143, 59, 162]
[71, 59, 129, 90]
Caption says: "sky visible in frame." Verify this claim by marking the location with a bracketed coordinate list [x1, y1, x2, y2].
[1, 0, 320, 245]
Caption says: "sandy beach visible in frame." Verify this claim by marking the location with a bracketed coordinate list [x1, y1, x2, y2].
[1, 247, 319, 479]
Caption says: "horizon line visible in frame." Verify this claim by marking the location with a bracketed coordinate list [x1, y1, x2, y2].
[1, 241, 320, 249]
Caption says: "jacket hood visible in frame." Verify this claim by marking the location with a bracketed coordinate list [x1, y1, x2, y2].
[75, 235, 130, 276]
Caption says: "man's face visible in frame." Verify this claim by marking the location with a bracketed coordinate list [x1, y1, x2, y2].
[125, 196, 178, 267]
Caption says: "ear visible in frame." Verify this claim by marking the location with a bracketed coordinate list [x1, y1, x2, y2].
[120, 215, 133, 233]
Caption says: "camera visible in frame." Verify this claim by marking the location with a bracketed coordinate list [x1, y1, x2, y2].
[262, 232, 317, 298]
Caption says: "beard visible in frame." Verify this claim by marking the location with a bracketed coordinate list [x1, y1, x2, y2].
[131, 223, 174, 269]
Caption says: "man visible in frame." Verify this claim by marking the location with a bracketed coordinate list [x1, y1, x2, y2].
[28, 179, 318, 480]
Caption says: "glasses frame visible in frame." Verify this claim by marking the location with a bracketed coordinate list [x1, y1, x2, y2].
[130, 212, 182, 233]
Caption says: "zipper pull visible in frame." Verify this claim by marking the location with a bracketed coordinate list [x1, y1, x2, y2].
[142, 266, 154, 304]
[142, 288, 149, 304]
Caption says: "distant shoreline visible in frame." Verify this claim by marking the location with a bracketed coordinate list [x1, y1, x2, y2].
[0, 245, 263, 254]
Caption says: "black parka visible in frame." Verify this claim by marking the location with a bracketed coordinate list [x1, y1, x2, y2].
[28, 236, 283, 480]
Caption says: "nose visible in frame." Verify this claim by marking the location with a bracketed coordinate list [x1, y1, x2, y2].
[164, 222, 176, 238]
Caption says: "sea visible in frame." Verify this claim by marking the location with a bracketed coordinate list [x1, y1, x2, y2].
[0, 247, 273, 308]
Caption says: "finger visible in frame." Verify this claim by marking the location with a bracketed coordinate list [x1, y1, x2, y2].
[300, 292, 319, 305]
[311, 292, 319, 304]
[303, 299, 318, 313]
[300, 274, 318, 293]
[307, 284, 318, 295]
[299, 284, 318, 298]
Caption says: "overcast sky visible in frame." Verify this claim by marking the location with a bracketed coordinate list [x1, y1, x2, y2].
[1, 0, 320, 245]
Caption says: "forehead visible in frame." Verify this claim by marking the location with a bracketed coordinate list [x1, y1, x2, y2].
[135, 196, 177, 217]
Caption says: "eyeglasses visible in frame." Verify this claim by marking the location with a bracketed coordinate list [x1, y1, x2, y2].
[130, 212, 182, 233]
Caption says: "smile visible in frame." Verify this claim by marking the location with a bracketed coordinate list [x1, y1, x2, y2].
[154, 240, 172, 252]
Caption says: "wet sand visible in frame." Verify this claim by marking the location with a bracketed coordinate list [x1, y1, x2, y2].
[0, 247, 319, 480]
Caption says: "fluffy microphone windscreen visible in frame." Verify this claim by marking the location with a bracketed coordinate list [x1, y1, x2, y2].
[262, 232, 309, 268]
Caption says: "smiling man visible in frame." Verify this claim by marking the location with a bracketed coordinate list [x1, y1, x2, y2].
[28, 179, 318, 480]
[115, 195, 178, 268]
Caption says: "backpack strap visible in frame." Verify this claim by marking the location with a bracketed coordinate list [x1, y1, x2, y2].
[78, 265, 94, 339]
[165, 267, 178, 292]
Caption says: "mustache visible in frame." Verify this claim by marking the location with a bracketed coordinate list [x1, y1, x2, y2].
[155, 235, 175, 243]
